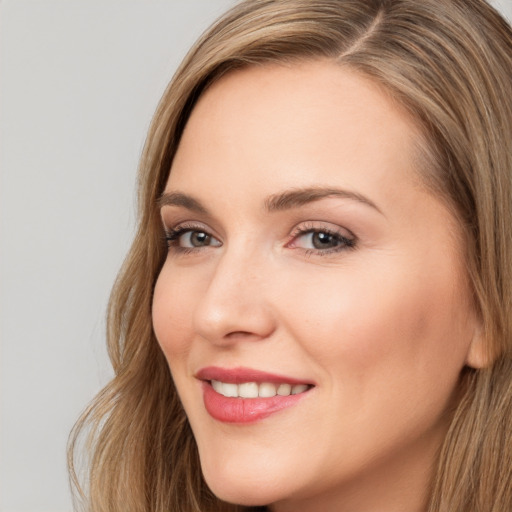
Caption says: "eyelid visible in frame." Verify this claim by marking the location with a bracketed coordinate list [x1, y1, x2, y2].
[163, 219, 216, 237]
[288, 221, 355, 241]
[164, 221, 222, 251]
[286, 221, 356, 254]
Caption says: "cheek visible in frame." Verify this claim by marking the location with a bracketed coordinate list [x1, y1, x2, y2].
[281, 256, 472, 387]
[152, 264, 196, 359]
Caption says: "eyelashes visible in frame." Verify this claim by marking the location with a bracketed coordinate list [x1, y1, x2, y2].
[163, 221, 356, 257]
[287, 223, 355, 255]
[165, 224, 221, 251]
[163, 222, 216, 257]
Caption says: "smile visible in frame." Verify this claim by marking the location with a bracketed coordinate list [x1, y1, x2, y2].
[211, 380, 310, 398]
[197, 367, 314, 423]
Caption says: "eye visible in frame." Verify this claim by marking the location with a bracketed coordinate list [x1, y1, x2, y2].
[289, 225, 355, 255]
[180, 230, 216, 248]
[298, 231, 343, 250]
[165, 226, 221, 250]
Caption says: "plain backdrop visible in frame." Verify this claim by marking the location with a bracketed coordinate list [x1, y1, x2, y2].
[1, 1, 511, 511]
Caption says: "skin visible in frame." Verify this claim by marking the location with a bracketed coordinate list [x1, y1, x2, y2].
[152, 60, 482, 512]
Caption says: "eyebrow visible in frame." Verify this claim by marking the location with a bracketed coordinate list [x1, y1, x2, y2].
[265, 187, 382, 214]
[157, 192, 209, 214]
[158, 187, 382, 215]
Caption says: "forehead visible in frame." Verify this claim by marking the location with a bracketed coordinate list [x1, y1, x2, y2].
[167, 60, 425, 212]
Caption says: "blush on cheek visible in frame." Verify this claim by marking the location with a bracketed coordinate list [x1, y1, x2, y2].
[315, 278, 455, 375]
[152, 277, 191, 356]
[297, 287, 397, 366]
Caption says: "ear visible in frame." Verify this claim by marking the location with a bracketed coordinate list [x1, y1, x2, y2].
[465, 320, 491, 369]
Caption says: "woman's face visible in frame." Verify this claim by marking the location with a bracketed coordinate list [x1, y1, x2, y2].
[152, 61, 481, 511]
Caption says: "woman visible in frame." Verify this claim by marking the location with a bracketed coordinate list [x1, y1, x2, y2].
[68, 0, 512, 511]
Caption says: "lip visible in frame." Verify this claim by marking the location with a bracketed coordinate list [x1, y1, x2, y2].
[196, 366, 315, 385]
[196, 366, 314, 424]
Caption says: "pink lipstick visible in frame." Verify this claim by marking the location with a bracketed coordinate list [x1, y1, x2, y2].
[196, 366, 314, 423]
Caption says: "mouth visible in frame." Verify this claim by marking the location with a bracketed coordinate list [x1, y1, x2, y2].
[210, 380, 310, 398]
[196, 366, 314, 423]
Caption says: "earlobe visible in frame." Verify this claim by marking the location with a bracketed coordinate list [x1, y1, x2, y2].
[465, 322, 491, 369]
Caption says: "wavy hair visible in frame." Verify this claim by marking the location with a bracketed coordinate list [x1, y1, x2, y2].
[68, 1, 512, 510]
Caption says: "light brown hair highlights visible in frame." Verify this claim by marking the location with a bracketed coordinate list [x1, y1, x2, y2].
[68, 1, 512, 511]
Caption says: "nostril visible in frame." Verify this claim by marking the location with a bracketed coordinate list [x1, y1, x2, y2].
[225, 330, 256, 338]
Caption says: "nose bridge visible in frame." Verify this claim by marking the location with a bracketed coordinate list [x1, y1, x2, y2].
[193, 240, 275, 344]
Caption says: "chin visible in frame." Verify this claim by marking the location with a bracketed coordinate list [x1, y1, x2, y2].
[200, 457, 292, 507]
[204, 476, 275, 507]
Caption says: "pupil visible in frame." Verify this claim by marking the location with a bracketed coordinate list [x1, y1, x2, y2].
[312, 232, 337, 249]
[191, 232, 209, 246]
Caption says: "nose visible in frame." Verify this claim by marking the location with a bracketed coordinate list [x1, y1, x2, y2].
[193, 246, 277, 346]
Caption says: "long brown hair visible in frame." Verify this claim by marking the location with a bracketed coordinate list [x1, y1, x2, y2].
[68, 1, 512, 510]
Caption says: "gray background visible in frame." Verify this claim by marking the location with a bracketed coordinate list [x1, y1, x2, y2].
[1, 1, 511, 511]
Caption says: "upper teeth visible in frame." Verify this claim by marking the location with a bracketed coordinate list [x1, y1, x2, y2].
[211, 380, 309, 398]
